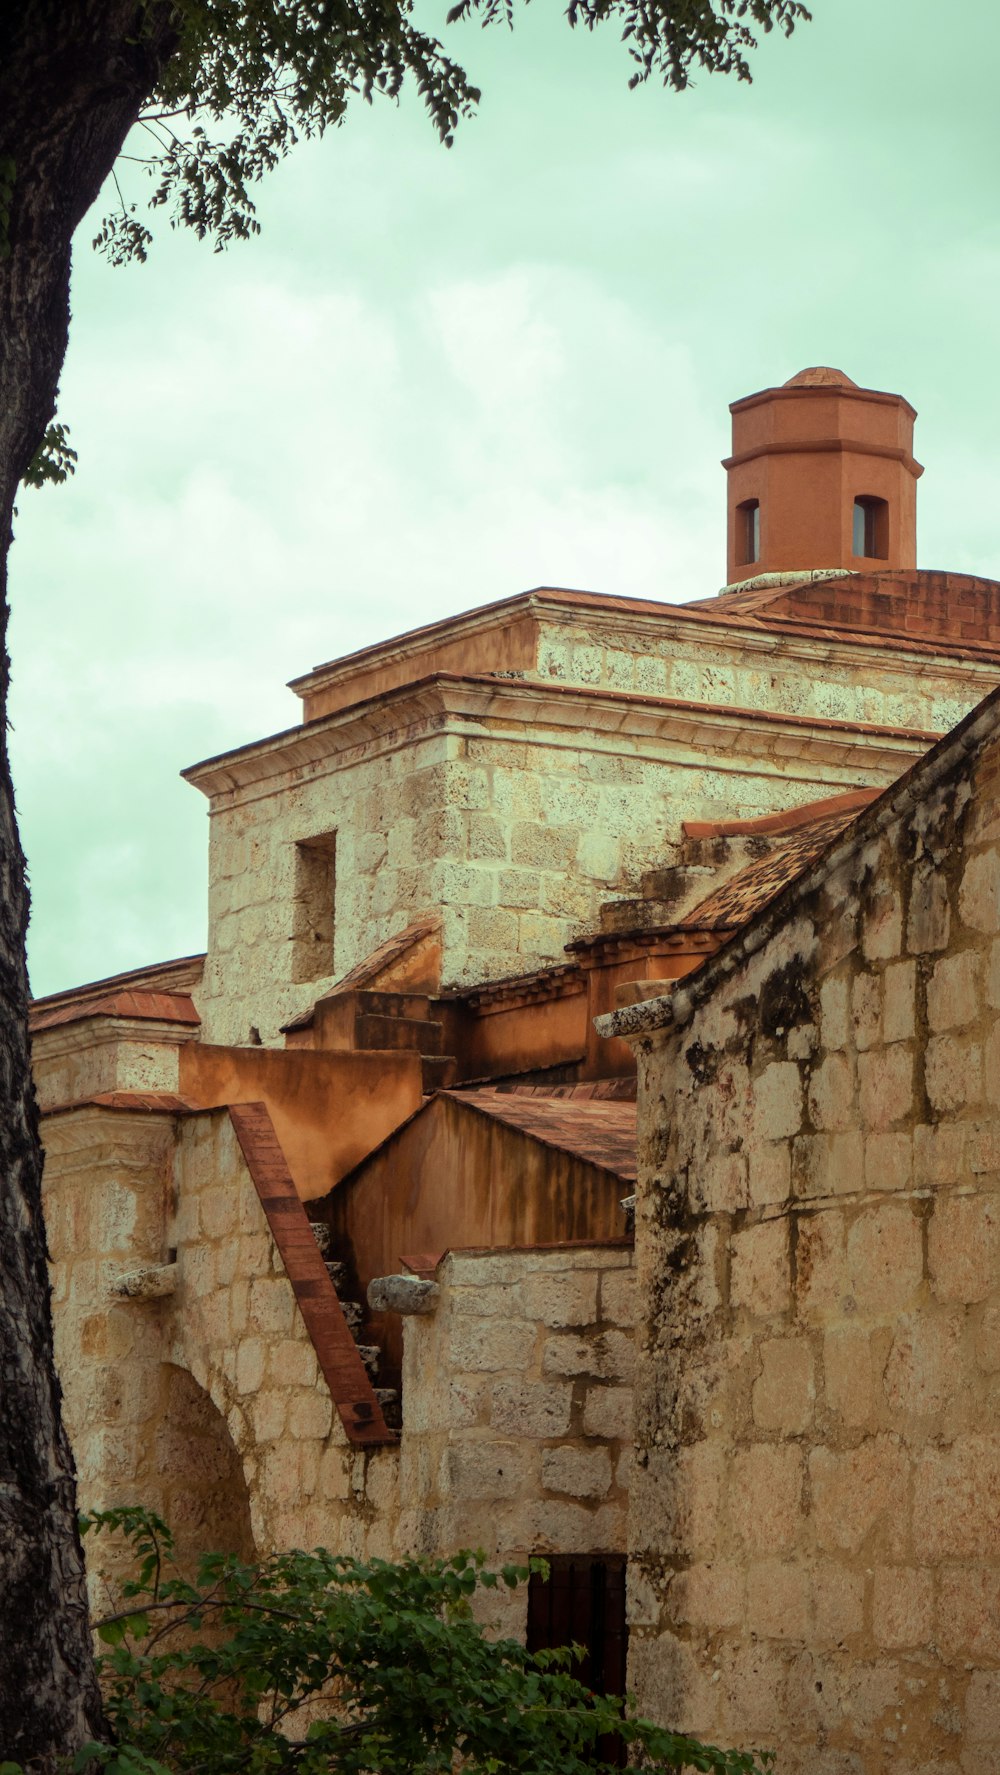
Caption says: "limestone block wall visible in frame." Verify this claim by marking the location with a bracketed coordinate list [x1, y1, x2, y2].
[622, 708, 1000, 1771]
[397, 1243, 635, 1635]
[532, 608, 991, 736]
[193, 681, 917, 1045]
[43, 1103, 399, 1593]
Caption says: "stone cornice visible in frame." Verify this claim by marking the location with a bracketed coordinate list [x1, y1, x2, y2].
[182, 672, 936, 804]
[33, 1016, 201, 1064]
[285, 585, 1000, 716]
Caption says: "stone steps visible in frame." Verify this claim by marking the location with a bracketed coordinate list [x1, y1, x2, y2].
[309, 1223, 399, 1427]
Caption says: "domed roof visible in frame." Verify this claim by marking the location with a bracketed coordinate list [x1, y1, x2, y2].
[783, 366, 858, 389]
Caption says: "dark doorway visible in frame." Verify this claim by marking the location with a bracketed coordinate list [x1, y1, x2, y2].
[526, 1555, 627, 1762]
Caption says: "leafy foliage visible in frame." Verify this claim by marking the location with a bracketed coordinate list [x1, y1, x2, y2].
[99, 0, 810, 262]
[71, 1506, 774, 1775]
[21, 423, 78, 489]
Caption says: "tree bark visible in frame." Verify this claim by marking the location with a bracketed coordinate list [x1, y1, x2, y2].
[0, 4, 175, 1762]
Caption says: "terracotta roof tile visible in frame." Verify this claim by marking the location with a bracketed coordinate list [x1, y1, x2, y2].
[44, 1091, 201, 1116]
[30, 955, 205, 1023]
[32, 990, 200, 1033]
[448, 1088, 637, 1184]
[679, 811, 862, 932]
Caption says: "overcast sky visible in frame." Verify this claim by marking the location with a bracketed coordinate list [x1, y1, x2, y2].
[13, 0, 1000, 997]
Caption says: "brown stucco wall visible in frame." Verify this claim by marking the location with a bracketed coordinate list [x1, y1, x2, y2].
[323, 1093, 629, 1373]
[179, 1044, 424, 1199]
[620, 703, 1000, 1770]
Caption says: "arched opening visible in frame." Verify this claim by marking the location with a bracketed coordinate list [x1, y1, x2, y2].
[852, 495, 889, 560]
[737, 498, 760, 566]
[151, 1365, 256, 1573]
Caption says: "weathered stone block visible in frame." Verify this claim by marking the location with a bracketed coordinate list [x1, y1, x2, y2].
[926, 1034, 983, 1113]
[872, 1565, 933, 1648]
[730, 1443, 804, 1554]
[847, 1202, 923, 1314]
[913, 1121, 966, 1188]
[863, 1130, 912, 1193]
[966, 1670, 1000, 1743]
[858, 1044, 914, 1130]
[810, 1438, 908, 1556]
[251, 1390, 286, 1442]
[518, 1270, 598, 1329]
[928, 950, 981, 1033]
[862, 888, 903, 961]
[796, 1209, 849, 1319]
[882, 959, 917, 1043]
[959, 848, 1000, 935]
[269, 1334, 321, 1391]
[441, 1441, 534, 1502]
[235, 1337, 265, 1395]
[582, 1385, 631, 1440]
[753, 1063, 803, 1141]
[599, 1268, 636, 1327]
[852, 972, 882, 1051]
[730, 1218, 790, 1319]
[936, 1566, 1000, 1662]
[820, 975, 850, 1052]
[672, 1561, 744, 1629]
[746, 1559, 811, 1641]
[248, 1276, 295, 1335]
[748, 1139, 792, 1208]
[288, 1388, 333, 1441]
[541, 1444, 612, 1499]
[929, 1192, 1000, 1303]
[907, 864, 952, 954]
[824, 1326, 877, 1428]
[808, 1053, 855, 1133]
[752, 1337, 814, 1433]
[490, 1379, 573, 1438]
[542, 1327, 635, 1383]
[813, 1562, 864, 1643]
[448, 1316, 536, 1373]
[883, 1310, 963, 1418]
[914, 1435, 1000, 1559]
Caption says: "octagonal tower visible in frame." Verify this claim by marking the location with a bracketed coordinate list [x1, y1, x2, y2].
[723, 366, 923, 587]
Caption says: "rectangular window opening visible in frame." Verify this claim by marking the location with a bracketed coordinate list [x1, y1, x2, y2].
[526, 1555, 627, 1765]
[291, 831, 336, 984]
[853, 495, 889, 560]
[737, 499, 760, 566]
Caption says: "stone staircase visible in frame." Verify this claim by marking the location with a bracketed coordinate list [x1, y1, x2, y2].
[309, 1221, 401, 1429]
[597, 831, 777, 935]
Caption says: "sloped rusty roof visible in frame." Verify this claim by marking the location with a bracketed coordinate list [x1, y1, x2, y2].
[448, 1087, 637, 1185]
[680, 810, 859, 932]
[31, 990, 201, 1033]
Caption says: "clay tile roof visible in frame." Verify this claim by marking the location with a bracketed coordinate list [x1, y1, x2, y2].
[31, 990, 201, 1033]
[47, 1091, 201, 1115]
[680, 810, 858, 932]
[448, 1087, 637, 1184]
[783, 366, 858, 389]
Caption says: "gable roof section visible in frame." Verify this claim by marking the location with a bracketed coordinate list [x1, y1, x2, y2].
[599, 680, 1000, 1043]
[677, 809, 866, 933]
[30, 954, 204, 1030]
[447, 1087, 637, 1185]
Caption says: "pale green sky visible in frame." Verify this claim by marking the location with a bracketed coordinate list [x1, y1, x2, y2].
[13, 0, 1000, 995]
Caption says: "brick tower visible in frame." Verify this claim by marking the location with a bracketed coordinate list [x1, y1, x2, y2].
[723, 366, 923, 587]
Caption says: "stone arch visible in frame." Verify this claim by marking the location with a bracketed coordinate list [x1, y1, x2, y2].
[139, 1363, 255, 1574]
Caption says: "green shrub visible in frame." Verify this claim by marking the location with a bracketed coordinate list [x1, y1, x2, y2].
[65, 1508, 773, 1775]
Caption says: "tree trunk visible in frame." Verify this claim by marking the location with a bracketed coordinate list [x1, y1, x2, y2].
[0, 5, 176, 1762]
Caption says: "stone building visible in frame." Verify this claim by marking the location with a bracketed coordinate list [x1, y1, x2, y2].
[35, 369, 1000, 1747]
[601, 686, 1000, 1771]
